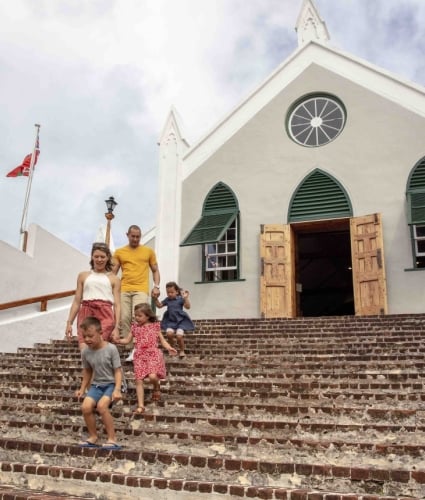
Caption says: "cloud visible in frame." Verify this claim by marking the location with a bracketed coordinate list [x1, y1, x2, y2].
[0, 0, 424, 254]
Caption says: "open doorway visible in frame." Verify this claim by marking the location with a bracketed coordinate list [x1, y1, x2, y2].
[293, 219, 354, 317]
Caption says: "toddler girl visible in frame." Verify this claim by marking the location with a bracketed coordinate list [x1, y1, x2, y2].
[118, 303, 176, 414]
[155, 281, 194, 358]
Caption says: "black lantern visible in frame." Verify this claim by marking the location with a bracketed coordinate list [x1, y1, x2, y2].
[105, 196, 118, 214]
[104, 196, 118, 246]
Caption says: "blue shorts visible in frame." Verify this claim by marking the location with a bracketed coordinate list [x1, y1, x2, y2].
[86, 383, 115, 403]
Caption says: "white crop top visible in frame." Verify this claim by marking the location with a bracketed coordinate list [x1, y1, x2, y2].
[83, 271, 114, 303]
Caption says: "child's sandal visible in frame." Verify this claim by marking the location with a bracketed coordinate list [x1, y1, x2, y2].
[151, 391, 161, 402]
[133, 406, 145, 414]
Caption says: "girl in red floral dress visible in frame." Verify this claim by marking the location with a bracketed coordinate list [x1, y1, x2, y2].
[118, 303, 177, 414]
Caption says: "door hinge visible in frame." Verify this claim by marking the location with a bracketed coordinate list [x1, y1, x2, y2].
[260, 258, 264, 276]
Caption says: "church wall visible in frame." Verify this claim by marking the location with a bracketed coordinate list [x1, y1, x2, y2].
[179, 64, 425, 319]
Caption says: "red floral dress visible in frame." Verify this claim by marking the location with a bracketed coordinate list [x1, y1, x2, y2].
[132, 321, 166, 381]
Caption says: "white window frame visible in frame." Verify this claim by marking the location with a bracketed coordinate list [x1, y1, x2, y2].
[203, 219, 238, 281]
[413, 224, 425, 256]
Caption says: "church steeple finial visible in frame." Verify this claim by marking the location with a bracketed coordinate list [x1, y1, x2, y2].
[295, 0, 330, 46]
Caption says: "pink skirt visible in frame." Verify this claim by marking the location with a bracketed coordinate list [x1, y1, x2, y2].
[77, 300, 114, 344]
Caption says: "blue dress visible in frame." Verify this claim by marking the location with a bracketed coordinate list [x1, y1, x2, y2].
[160, 296, 195, 331]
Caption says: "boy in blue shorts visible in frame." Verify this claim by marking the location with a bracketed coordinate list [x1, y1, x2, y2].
[75, 316, 122, 449]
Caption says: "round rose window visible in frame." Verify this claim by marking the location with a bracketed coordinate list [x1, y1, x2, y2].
[287, 95, 346, 147]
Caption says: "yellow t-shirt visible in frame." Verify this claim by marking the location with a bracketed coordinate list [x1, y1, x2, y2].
[113, 245, 157, 293]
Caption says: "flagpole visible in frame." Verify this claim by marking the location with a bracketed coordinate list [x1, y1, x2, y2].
[19, 123, 41, 251]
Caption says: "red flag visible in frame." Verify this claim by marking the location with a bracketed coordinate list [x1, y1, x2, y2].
[6, 149, 40, 178]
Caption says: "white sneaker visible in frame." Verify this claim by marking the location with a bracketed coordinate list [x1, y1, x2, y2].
[125, 349, 135, 362]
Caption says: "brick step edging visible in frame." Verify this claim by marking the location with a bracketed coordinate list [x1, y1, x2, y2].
[4, 418, 425, 457]
[2, 390, 425, 410]
[1, 440, 425, 486]
[2, 404, 424, 433]
[1, 461, 416, 500]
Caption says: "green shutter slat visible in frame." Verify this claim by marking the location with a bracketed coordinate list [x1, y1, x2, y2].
[407, 158, 425, 224]
[408, 191, 425, 224]
[204, 183, 238, 212]
[408, 158, 425, 189]
[181, 212, 237, 246]
[412, 208, 425, 222]
[288, 169, 352, 222]
[180, 182, 239, 246]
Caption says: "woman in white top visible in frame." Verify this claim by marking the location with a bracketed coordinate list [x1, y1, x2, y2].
[66, 242, 121, 351]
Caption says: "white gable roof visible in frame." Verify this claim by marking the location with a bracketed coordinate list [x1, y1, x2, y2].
[181, 39, 425, 180]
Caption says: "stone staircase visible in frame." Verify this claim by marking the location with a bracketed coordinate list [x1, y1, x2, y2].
[1, 315, 425, 499]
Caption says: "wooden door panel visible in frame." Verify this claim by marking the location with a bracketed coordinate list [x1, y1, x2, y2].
[260, 224, 295, 318]
[350, 213, 387, 315]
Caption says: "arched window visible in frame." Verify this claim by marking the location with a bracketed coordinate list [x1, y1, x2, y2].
[180, 182, 240, 282]
[406, 156, 425, 268]
[288, 168, 352, 222]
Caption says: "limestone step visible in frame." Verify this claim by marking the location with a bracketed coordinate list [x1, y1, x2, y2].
[1, 438, 424, 499]
[3, 417, 425, 457]
[0, 485, 94, 500]
[2, 386, 425, 405]
[1, 461, 416, 500]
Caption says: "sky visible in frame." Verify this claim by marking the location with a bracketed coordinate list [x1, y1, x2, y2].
[0, 0, 424, 255]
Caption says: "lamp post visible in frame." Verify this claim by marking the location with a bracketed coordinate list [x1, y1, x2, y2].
[104, 196, 118, 247]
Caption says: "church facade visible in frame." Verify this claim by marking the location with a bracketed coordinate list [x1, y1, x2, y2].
[154, 0, 425, 320]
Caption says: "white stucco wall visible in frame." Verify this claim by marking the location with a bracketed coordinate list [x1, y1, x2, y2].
[0, 301, 72, 353]
[0, 224, 89, 352]
[0, 224, 88, 303]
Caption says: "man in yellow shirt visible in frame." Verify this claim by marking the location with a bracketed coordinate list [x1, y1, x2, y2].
[112, 225, 161, 360]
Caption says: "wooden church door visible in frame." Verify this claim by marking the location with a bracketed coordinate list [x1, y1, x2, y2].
[260, 224, 296, 318]
[350, 213, 388, 315]
[260, 214, 387, 318]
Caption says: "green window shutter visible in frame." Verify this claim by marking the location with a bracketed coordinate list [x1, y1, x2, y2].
[407, 191, 425, 224]
[407, 158, 425, 189]
[181, 212, 237, 246]
[288, 169, 352, 222]
[407, 158, 425, 224]
[180, 182, 239, 246]
[204, 183, 237, 212]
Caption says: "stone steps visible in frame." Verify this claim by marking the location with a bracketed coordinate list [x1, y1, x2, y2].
[4, 417, 425, 456]
[1, 314, 425, 498]
[0, 485, 94, 500]
[1, 438, 424, 499]
[2, 387, 425, 404]
[3, 375, 425, 395]
[4, 352, 425, 364]
[2, 462, 414, 500]
[2, 393, 424, 421]
[11, 335, 425, 347]
[2, 384, 425, 408]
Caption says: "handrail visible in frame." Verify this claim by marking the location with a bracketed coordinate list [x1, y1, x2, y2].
[0, 290, 76, 313]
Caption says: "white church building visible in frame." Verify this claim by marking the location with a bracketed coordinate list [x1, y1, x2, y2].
[154, 0, 425, 319]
